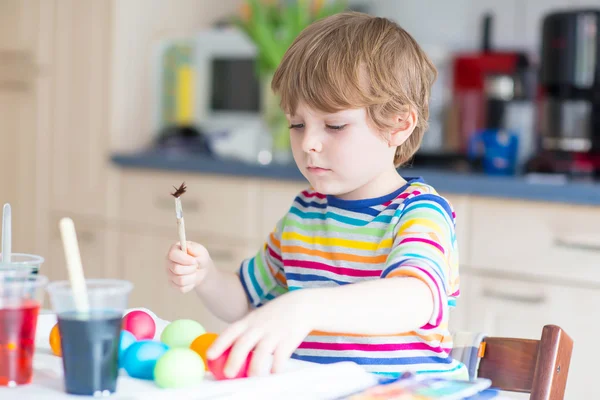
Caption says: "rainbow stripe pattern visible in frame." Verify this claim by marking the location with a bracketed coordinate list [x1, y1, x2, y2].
[239, 178, 467, 378]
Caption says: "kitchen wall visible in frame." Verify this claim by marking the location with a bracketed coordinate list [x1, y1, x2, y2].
[372, 0, 599, 55]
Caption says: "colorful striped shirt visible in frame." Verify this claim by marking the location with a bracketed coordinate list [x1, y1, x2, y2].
[238, 177, 467, 378]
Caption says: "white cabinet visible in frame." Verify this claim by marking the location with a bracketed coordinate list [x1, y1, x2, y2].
[119, 171, 262, 242]
[466, 275, 553, 340]
[45, 215, 116, 282]
[470, 197, 600, 285]
[49, 0, 112, 217]
[465, 274, 599, 400]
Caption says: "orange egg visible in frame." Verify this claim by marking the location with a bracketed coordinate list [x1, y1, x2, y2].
[49, 323, 62, 357]
[189, 332, 218, 370]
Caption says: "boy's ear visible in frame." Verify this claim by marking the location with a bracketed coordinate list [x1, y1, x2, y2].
[388, 108, 418, 147]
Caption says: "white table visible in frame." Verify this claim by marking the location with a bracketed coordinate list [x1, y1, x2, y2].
[1, 308, 379, 399]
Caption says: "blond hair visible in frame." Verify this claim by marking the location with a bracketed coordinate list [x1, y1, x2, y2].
[271, 12, 437, 167]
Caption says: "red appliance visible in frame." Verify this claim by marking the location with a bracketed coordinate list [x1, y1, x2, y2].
[451, 14, 530, 152]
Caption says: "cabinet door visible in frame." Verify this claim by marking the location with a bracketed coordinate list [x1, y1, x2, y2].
[118, 171, 261, 242]
[120, 230, 257, 334]
[50, 0, 112, 217]
[467, 275, 597, 399]
[470, 197, 600, 285]
[46, 215, 109, 282]
[0, 78, 40, 256]
[0, 0, 45, 56]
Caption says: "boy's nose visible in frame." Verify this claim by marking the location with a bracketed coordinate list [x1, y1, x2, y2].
[302, 129, 323, 153]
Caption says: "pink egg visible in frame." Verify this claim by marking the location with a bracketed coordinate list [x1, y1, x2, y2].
[122, 310, 156, 340]
[207, 348, 253, 380]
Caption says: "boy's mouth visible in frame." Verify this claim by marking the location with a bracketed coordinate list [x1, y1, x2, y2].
[307, 166, 331, 175]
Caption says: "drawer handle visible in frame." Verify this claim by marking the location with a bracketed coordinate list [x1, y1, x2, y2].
[482, 288, 546, 304]
[553, 236, 600, 252]
[154, 197, 201, 213]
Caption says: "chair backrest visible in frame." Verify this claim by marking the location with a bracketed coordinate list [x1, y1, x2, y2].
[477, 325, 573, 400]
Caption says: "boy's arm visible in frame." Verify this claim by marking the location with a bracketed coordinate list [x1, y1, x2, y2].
[309, 194, 457, 334]
[304, 275, 434, 335]
[194, 267, 251, 323]
[195, 218, 288, 323]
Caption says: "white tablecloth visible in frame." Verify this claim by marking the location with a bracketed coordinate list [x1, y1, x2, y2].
[0, 308, 379, 399]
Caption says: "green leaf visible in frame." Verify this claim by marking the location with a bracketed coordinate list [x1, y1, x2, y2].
[233, 0, 350, 76]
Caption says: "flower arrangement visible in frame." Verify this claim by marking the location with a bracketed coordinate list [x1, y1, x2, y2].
[234, 0, 347, 76]
[233, 0, 348, 162]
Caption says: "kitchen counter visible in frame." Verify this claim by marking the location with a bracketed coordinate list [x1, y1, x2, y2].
[111, 151, 600, 206]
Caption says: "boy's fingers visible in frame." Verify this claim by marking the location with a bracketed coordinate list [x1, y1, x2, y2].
[185, 242, 210, 260]
[207, 320, 246, 360]
[169, 272, 197, 287]
[271, 332, 304, 374]
[248, 335, 277, 377]
[169, 263, 197, 276]
[224, 328, 261, 378]
[168, 243, 196, 265]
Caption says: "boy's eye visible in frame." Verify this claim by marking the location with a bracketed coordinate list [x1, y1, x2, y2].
[327, 124, 346, 131]
[289, 123, 304, 129]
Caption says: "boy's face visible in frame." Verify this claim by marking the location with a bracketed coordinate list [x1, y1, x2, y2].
[288, 102, 399, 200]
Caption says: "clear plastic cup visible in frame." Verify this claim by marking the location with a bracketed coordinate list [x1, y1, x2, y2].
[0, 273, 48, 387]
[0, 263, 37, 278]
[46, 279, 133, 396]
[0, 253, 44, 275]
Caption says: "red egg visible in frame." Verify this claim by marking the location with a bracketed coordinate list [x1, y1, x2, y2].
[122, 310, 156, 340]
[207, 348, 253, 380]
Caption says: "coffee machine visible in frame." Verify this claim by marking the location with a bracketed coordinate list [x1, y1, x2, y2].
[533, 9, 600, 176]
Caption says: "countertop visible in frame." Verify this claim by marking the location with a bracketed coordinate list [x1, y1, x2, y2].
[110, 151, 600, 206]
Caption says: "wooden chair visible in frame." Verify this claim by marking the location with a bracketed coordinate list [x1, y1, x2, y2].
[477, 325, 573, 400]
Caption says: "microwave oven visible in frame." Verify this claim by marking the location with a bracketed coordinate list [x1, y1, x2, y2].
[153, 28, 266, 161]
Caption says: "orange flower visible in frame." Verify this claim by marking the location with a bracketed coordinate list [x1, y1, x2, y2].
[311, 0, 325, 15]
[239, 2, 251, 22]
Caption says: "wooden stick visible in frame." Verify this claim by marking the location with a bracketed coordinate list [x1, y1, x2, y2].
[59, 217, 89, 313]
[171, 182, 188, 254]
[177, 201, 188, 254]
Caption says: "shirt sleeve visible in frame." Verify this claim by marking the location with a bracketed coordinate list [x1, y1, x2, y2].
[238, 217, 289, 308]
[380, 194, 459, 328]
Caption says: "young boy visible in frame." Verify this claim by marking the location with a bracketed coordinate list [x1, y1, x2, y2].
[166, 11, 466, 380]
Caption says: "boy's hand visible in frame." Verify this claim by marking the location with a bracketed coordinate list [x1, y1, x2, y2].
[166, 241, 214, 293]
[206, 289, 317, 378]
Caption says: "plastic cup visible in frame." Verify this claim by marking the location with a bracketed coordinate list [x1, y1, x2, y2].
[0, 272, 48, 387]
[46, 279, 133, 396]
[0, 253, 44, 275]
